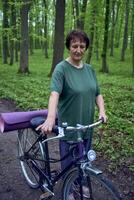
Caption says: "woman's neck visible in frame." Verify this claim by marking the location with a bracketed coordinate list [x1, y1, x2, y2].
[67, 57, 83, 68]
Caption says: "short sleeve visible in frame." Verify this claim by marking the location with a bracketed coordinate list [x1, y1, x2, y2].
[50, 65, 64, 94]
[91, 68, 100, 96]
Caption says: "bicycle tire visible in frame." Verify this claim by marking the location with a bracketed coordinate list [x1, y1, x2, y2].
[62, 168, 122, 200]
[18, 128, 46, 188]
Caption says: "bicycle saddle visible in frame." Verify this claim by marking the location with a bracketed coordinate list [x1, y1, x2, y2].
[30, 116, 58, 130]
[30, 116, 46, 129]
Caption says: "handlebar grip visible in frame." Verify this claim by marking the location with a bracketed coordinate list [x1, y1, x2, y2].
[30, 117, 59, 134]
[52, 126, 59, 134]
[100, 117, 104, 123]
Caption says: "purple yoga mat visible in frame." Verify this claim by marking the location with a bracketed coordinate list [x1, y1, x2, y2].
[0, 109, 48, 133]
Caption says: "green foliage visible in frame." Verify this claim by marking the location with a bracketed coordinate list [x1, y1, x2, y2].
[0, 49, 134, 172]
[92, 49, 134, 171]
[0, 50, 51, 109]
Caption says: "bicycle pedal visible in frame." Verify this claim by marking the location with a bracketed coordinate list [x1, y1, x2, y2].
[39, 192, 53, 200]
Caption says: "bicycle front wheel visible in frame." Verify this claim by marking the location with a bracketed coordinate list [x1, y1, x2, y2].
[63, 168, 122, 200]
[18, 128, 46, 188]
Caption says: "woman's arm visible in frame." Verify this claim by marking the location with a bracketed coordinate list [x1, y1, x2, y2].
[96, 94, 107, 122]
[36, 91, 59, 133]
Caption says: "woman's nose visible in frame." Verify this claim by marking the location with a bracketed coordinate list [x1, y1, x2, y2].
[76, 46, 81, 52]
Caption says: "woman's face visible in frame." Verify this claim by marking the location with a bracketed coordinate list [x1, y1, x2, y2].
[69, 38, 86, 63]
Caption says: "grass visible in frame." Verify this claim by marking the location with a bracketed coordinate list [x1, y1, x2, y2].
[0, 48, 134, 171]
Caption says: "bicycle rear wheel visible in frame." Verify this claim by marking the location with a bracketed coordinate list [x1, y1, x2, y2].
[18, 128, 46, 188]
[63, 168, 122, 200]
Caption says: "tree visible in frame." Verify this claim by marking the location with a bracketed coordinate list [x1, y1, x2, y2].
[114, 0, 123, 48]
[49, 0, 65, 76]
[101, 0, 110, 73]
[29, 7, 34, 55]
[132, 0, 134, 76]
[72, 0, 88, 29]
[2, 0, 9, 64]
[86, 0, 97, 63]
[93, 0, 104, 61]
[79, 0, 88, 30]
[18, 0, 31, 73]
[9, 0, 16, 65]
[120, 0, 130, 61]
[73, 0, 80, 28]
[34, 3, 42, 49]
[42, 0, 49, 58]
[109, 0, 116, 56]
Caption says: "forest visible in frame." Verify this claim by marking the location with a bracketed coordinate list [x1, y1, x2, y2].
[0, 0, 134, 172]
[0, 0, 134, 74]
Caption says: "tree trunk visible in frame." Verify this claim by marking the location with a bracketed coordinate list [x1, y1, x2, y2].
[72, 0, 88, 29]
[132, 0, 134, 76]
[130, 0, 134, 50]
[15, 41, 19, 62]
[86, 1, 96, 63]
[115, 14, 123, 48]
[79, 0, 88, 30]
[35, 15, 41, 49]
[0, 40, 1, 57]
[43, 0, 49, 58]
[120, 0, 130, 61]
[14, 9, 19, 62]
[114, 0, 121, 48]
[72, 0, 76, 28]
[9, 0, 16, 65]
[18, 0, 31, 73]
[29, 11, 34, 55]
[110, 0, 116, 57]
[2, 0, 9, 64]
[95, 26, 99, 61]
[101, 0, 110, 73]
[132, 36, 134, 76]
[74, 0, 80, 28]
[49, 0, 65, 77]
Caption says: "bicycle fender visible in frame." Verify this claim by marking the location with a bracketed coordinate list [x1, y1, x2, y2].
[85, 165, 103, 176]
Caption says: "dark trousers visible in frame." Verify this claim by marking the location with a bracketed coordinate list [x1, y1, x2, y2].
[59, 139, 90, 171]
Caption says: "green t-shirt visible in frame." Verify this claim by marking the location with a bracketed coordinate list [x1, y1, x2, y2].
[51, 60, 100, 140]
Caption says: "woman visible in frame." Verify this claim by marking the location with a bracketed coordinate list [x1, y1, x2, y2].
[37, 29, 107, 199]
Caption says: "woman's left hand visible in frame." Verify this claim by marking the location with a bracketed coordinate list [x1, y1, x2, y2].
[99, 112, 107, 123]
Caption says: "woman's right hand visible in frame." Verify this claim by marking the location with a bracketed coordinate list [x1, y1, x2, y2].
[36, 117, 55, 134]
[36, 91, 59, 134]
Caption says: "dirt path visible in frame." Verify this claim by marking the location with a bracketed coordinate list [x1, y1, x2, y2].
[0, 99, 133, 200]
[0, 100, 42, 200]
[0, 100, 61, 200]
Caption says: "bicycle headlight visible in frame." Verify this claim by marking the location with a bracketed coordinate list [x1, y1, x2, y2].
[87, 150, 96, 161]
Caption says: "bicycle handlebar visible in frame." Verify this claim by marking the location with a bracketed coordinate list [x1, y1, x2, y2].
[42, 118, 104, 144]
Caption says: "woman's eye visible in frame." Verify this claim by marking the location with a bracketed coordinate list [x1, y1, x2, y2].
[80, 45, 85, 49]
[72, 45, 85, 49]
[72, 45, 78, 48]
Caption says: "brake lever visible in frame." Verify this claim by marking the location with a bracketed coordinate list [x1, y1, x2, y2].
[42, 127, 64, 144]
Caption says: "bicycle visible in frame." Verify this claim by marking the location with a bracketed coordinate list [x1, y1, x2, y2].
[17, 117, 122, 200]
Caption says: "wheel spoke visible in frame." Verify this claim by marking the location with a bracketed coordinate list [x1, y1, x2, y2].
[18, 128, 46, 188]
[63, 169, 121, 200]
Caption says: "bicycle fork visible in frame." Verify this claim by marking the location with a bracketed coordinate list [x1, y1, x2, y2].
[78, 162, 103, 200]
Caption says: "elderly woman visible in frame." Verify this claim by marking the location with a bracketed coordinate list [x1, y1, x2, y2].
[37, 29, 107, 199]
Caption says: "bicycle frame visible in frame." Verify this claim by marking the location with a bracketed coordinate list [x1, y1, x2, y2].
[18, 118, 104, 200]
[23, 136, 86, 183]
[21, 129, 102, 196]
